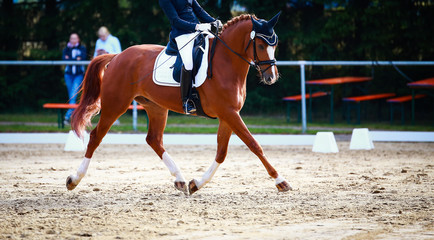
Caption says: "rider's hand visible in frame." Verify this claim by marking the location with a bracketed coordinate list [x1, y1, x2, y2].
[211, 20, 223, 33]
[195, 23, 211, 32]
[214, 20, 222, 28]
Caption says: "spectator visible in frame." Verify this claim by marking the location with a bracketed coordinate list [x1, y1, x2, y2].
[62, 33, 87, 125]
[94, 26, 122, 125]
[93, 26, 122, 57]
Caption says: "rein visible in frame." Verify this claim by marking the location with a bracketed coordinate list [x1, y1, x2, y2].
[207, 31, 253, 79]
[132, 19, 277, 84]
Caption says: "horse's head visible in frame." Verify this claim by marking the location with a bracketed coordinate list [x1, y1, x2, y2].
[248, 12, 281, 85]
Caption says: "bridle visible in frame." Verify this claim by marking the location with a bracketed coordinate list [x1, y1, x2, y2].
[244, 30, 277, 75]
[209, 24, 277, 76]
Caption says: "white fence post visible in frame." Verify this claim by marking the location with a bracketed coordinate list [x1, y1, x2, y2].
[132, 100, 138, 132]
[300, 62, 307, 133]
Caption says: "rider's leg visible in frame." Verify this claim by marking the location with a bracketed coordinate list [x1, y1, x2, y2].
[176, 33, 195, 70]
[180, 66, 195, 114]
[175, 33, 196, 114]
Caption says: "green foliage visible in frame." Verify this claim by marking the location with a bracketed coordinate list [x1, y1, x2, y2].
[0, 0, 433, 119]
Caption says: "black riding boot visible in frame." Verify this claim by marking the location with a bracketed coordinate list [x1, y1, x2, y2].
[180, 66, 196, 114]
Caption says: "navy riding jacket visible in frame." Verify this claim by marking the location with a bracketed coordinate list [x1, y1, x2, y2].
[159, 0, 215, 39]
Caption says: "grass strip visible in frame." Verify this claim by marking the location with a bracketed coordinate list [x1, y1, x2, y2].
[1, 113, 433, 134]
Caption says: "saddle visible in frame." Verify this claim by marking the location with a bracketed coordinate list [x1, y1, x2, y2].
[153, 33, 215, 119]
[166, 34, 206, 83]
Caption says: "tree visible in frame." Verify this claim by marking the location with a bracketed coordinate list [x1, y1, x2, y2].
[0, 0, 433, 115]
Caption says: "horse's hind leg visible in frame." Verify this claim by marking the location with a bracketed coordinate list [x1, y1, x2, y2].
[66, 100, 131, 190]
[143, 101, 187, 194]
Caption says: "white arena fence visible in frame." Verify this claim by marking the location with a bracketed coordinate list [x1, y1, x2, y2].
[1, 60, 434, 133]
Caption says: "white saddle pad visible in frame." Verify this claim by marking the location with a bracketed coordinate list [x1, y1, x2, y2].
[153, 35, 210, 88]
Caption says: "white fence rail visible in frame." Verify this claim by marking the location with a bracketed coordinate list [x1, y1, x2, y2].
[276, 61, 434, 133]
[2, 60, 434, 133]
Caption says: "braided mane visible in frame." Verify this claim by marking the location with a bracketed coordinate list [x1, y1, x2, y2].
[221, 14, 256, 35]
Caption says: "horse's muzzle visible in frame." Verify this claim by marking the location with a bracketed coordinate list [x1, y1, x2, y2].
[262, 70, 278, 85]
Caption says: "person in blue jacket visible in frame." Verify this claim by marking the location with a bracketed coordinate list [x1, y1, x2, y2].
[62, 33, 87, 124]
[160, 0, 221, 114]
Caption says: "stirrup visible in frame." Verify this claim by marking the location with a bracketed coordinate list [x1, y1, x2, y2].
[183, 100, 196, 115]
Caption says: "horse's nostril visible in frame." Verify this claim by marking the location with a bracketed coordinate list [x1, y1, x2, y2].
[268, 75, 277, 84]
[264, 77, 273, 85]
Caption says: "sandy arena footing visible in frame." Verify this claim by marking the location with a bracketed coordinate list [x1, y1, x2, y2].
[0, 142, 433, 239]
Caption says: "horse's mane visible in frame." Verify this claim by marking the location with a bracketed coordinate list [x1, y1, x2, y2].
[221, 14, 257, 35]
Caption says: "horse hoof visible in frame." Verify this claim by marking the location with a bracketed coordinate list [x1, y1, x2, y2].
[66, 176, 77, 191]
[174, 181, 188, 195]
[276, 181, 292, 192]
[188, 179, 199, 195]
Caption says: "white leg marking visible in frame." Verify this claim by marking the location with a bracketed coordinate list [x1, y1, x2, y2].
[275, 175, 286, 185]
[71, 157, 91, 185]
[195, 160, 220, 190]
[162, 152, 186, 183]
[267, 46, 277, 80]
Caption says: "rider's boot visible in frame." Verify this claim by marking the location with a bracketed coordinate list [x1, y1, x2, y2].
[180, 66, 196, 115]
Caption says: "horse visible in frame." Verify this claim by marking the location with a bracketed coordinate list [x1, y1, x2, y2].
[67, 13, 292, 195]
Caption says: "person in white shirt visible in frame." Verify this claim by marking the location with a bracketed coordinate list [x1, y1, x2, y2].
[93, 26, 122, 57]
[94, 26, 123, 125]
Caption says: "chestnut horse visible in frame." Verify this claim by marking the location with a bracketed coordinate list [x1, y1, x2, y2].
[67, 14, 292, 195]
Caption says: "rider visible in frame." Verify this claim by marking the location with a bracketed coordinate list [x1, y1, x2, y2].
[159, 0, 221, 114]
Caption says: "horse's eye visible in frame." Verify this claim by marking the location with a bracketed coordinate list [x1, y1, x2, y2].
[258, 44, 265, 50]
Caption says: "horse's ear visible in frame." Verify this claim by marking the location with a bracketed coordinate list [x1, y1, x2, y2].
[268, 11, 281, 28]
[251, 16, 259, 25]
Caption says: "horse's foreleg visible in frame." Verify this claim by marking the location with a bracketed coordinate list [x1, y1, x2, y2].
[189, 121, 232, 194]
[222, 112, 292, 192]
[144, 105, 187, 194]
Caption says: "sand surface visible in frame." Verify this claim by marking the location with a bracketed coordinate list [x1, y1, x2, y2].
[0, 142, 433, 239]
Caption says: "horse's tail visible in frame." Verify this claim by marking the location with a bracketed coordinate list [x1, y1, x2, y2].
[71, 54, 116, 138]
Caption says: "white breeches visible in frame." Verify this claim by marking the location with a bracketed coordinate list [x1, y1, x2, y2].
[175, 32, 197, 71]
